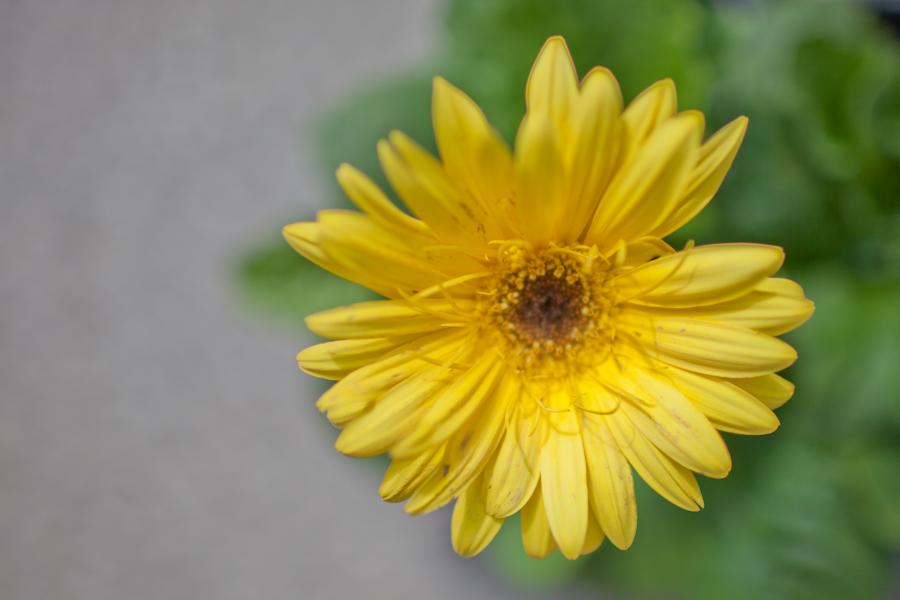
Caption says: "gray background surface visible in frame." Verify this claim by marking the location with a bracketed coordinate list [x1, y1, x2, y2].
[0, 1, 598, 598]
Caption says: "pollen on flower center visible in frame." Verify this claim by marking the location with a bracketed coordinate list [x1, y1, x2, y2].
[482, 242, 618, 372]
[509, 272, 584, 343]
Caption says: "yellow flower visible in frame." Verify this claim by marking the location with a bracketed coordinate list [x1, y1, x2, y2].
[284, 36, 814, 560]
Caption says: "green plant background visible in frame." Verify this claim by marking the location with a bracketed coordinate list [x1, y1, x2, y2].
[236, 1, 900, 598]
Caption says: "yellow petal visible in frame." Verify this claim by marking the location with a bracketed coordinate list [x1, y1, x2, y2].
[525, 36, 579, 134]
[391, 354, 505, 459]
[581, 509, 605, 556]
[484, 404, 543, 518]
[514, 113, 567, 244]
[633, 278, 815, 336]
[585, 111, 704, 248]
[521, 480, 558, 560]
[613, 363, 732, 478]
[305, 299, 475, 339]
[451, 476, 505, 558]
[379, 443, 445, 502]
[616, 243, 785, 308]
[315, 331, 465, 426]
[335, 163, 431, 236]
[296, 335, 418, 380]
[431, 77, 516, 238]
[378, 131, 499, 248]
[557, 67, 623, 242]
[620, 79, 678, 160]
[283, 221, 397, 299]
[650, 116, 748, 239]
[316, 210, 485, 296]
[541, 411, 589, 560]
[728, 373, 795, 410]
[405, 377, 516, 515]
[581, 416, 637, 550]
[335, 362, 457, 457]
[620, 309, 798, 378]
[666, 367, 779, 435]
[620, 236, 676, 268]
[603, 409, 703, 511]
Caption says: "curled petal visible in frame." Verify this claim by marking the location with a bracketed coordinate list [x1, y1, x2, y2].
[728, 373, 795, 410]
[379, 443, 445, 503]
[615, 243, 785, 308]
[296, 335, 418, 380]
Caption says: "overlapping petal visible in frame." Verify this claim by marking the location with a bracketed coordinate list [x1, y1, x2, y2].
[616, 243, 785, 307]
[285, 35, 812, 562]
[451, 476, 504, 558]
[585, 110, 704, 248]
[306, 299, 475, 339]
[619, 309, 798, 377]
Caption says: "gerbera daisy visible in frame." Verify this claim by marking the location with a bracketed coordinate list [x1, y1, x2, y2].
[284, 36, 814, 560]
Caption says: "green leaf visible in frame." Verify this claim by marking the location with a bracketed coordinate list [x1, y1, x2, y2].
[842, 445, 900, 551]
[722, 444, 889, 600]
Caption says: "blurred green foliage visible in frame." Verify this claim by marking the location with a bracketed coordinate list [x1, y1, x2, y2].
[236, 0, 900, 598]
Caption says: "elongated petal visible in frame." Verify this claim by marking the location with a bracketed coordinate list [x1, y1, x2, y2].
[615, 243, 785, 307]
[557, 67, 623, 242]
[650, 116, 748, 238]
[451, 476, 504, 557]
[379, 132, 499, 248]
[336, 163, 431, 236]
[405, 377, 516, 515]
[484, 404, 543, 518]
[335, 362, 457, 457]
[283, 221, 398, 299]
[296, 335, 418, 380]
[666, 367, 779, 435]
[582, 416, 637, 549]
[541, 411, 589, 560]
[379, 443, 445, 502]
[614, 364, 732, 478]
[581, 509, 605, 556]
[514, 113, 567, 244]
[602, 409, 703, 511]
[316, 210, 485, 296]
[432, 77, 516, 238]
[585, 111, 704, 248]
[391, 354, 505, 459]
[306, 299, 474, 339]
[525, 36, 579, 133]
[315, 331, 466, 425]
[521, 480, 558, 560]
[620, 79, 677, 159]
[633, 280, 814, 336]
[620, 309, 798, 378]
[728, 373, 795, 410]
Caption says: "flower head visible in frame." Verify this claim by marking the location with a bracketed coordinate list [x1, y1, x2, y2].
[284, 36, 814, 560]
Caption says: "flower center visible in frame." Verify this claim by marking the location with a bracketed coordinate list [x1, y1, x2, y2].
[483, 243, 618, 374]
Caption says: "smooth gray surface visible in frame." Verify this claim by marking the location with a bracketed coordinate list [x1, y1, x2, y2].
[0, 1, 593, 599]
